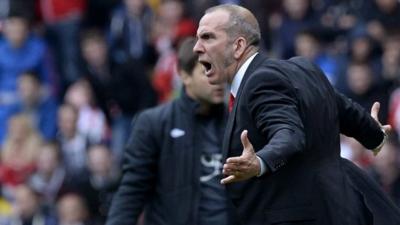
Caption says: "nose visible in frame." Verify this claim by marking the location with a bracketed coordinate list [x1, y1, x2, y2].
[193, 40, 204, 54]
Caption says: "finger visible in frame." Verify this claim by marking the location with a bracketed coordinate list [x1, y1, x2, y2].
[241, 130, 250, 149]
[382, 124, 392, 133]
[371, 102, 380, 121]
[221, 175, 237, 184]
[226, 156, 244, 164]
[240, 130, 254, 154]
[223, 165, 237, 175]
[223, 163, 238, 170]
[223, 168, 237, 176]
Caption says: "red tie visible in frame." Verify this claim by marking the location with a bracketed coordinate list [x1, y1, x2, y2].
[229, 93, 235, 112]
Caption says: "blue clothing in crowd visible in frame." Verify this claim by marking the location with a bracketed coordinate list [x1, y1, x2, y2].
[9, 97, 58, 141]
[0, 34, 57, 145]
[0, 34, 56, 95]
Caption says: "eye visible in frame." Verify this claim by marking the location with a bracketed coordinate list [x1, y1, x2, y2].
[200, 32, 214, 40]
[200, 34, 210, 40]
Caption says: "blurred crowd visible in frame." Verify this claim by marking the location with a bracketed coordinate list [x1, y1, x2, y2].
[0, 0, 399, 224]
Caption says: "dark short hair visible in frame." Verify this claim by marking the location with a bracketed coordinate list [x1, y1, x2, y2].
[20, 70, 41, 84]
[177, 37, 198, 75]
[7, 10, 33, 24]
[80, 28, 106, 45]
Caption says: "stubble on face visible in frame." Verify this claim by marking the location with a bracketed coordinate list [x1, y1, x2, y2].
[222, 39, 237, 84]
[195, 9, 241, 86]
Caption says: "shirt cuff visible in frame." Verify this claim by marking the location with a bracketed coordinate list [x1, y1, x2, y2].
[256, 156, 266, 177]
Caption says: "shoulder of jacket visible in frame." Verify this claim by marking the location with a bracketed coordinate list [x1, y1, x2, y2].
[287, 56, 316, 68]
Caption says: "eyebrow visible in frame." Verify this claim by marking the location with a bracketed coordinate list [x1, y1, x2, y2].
[198, 31, 215, 39]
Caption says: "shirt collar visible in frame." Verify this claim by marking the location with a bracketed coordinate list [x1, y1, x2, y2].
[230, 52, 258, 97]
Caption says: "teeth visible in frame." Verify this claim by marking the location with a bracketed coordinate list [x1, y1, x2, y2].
[205, 63, 211, 72]
[202, 65, 208, 73]
[199, 60, 212, 74]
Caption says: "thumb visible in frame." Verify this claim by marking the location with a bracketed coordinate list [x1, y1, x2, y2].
[371, 102, 380, 121]
[241, 130, 253, 152]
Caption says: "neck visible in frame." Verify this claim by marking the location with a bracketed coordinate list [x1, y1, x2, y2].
[230, 46, 258, 83]
[187, 93, 212, 115]
[197, 102, 213, 115]
[24, 99, 39, 109]
[241, 46, 258, 64]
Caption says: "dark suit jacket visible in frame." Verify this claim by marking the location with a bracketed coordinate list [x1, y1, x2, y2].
[224, 54, 400, 225]
[106, 90, 232, 225]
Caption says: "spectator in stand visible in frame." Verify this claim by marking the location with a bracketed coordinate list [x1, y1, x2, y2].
[360, 0, 400, 42]
[28, 141, 69, 210]
[64, 79, 109, 145]
[56, 104, 89, 181]
[381, 34, 400, 89]
[335, 30, 382, 93]
[0, 14, 57, 96]
[38, 0, 86, 91]
[317, 0, 365, 31]
[83, 144, 120, 224]
[151, 0, 196, 102]
[269, 0, 320, 59]
[56, 193, 92, 225]
[0, 14, 57, 143]
[5, 184, 57, 225]
[345, 63, 372, 96]
[80, 28, 157, 164]
[9, 71, 58, 141]
[0, 114, 42, 199]
[349, 30, 382, 70]
[344, 62, 389, 123]
[108, 0, 156, 66]
[294, 30, 339, 85]
[152, 0, 197, 47]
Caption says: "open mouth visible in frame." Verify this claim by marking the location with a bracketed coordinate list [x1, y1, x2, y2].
[199, 60, 212, 75]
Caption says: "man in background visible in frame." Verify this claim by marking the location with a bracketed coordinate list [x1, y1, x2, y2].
[107, 37, 237, 225]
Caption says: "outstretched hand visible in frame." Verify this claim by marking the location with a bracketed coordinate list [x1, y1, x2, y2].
[371, 102, 391, 156]
[221, 130, 260, 184]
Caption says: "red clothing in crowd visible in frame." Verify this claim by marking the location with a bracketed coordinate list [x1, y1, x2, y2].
[38, 0, 87, 23]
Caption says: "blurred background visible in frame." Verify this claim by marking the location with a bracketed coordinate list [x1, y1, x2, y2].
[0, 0, 400, 224]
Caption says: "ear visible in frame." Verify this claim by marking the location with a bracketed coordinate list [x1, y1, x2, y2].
[179, 69, 192, 86]
[233, 37, 247, 59]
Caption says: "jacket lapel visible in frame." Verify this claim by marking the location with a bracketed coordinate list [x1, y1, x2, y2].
[222, 54, 268, 160]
